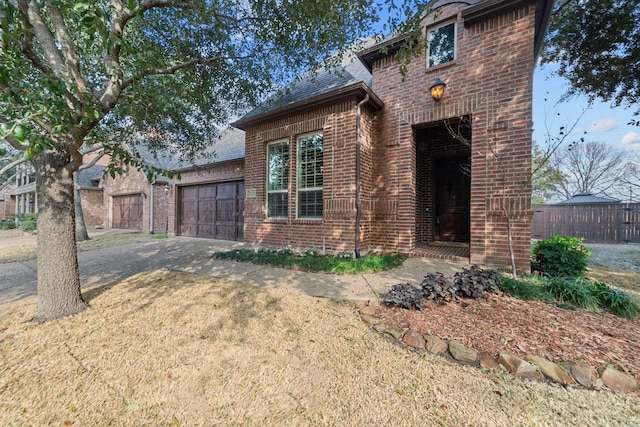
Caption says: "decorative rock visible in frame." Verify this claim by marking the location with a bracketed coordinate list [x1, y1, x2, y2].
[360, 314, 383, 325]
[354, 301, 368, 310]
[448, 341, 478, 363]
[498, 352, 520, 373]
[359, 306, 378, 316]
[479, 352, 501, 370]
[526, 355, 575, 385]
[403, 329, 426, 350]
[424, 335, 448, 355]
[564, 361, 596, 389]
[373, 322, 405, 340]
[600, 368, 639, 393]
[498, 352, 544, 381]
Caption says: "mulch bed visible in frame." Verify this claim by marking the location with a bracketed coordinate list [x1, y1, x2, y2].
[374, 294, 640, 381]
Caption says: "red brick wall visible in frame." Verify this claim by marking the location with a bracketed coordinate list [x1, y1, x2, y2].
[166, 160, 245, 235]
[79, 188, 104, 226]
[102, 166, 152, 232]
[0, 188, 15, 221]
[369, 2, 536, 270]
[240, 2, 536, 270]
[243, 101, 377, 252]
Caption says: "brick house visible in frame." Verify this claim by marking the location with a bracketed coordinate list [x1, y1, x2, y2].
[164, 127, 245, 240]
[0, 182, 15, 221]
[232, 0, 554, 270]
[137, 127, 246, 239]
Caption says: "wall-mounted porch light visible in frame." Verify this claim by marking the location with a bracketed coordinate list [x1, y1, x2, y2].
[163, 183, 173, 194]
[429, 77, 447, 102]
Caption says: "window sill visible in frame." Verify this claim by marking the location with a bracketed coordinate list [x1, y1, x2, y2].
[426, 61, 458, 74]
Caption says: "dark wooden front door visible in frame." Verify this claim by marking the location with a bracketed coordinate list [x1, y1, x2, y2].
[112, 194, 143, 230]
[179, 181, 244, 241]
[434, 156, 470, 242]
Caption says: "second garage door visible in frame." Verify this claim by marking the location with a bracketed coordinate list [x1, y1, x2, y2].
[112, 194, 143, 230]
[179, 181, 244, 241]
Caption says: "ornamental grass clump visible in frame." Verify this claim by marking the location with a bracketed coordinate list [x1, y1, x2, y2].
[588, 280, 638, 319]
[543, 276, 600, 312]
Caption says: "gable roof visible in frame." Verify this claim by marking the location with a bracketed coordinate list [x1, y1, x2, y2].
[557, 192, 621, 205]
[129, 127, 245, 179]
[358, 0, 555, 71]
[233, 41, 384, 130]
[76, 165, 106, 188]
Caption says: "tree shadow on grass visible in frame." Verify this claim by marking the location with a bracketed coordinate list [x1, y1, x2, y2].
[82, 269, 287, 340]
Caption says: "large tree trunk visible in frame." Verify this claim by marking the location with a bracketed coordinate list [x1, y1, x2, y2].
[74, 171, 90, 242]
[32, 148, 88, 322]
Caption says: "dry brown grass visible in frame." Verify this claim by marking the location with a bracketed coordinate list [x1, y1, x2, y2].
[0, 232, 144, 263]
[587, 267, 640, 297]
[1, 270, 637, 426]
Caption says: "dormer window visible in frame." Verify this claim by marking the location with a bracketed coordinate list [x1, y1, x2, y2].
[427, 21, 456, 68]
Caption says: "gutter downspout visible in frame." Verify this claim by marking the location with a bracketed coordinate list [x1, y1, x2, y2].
[355, 94, 369, 259]
[149, 179, 155, 234]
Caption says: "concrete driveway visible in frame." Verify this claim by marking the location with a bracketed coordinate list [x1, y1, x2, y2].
[0, 232, 467, 306]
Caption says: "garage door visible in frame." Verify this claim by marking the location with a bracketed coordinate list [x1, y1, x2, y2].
[112, 194, 143, 230]
[179, 181, 244, 241]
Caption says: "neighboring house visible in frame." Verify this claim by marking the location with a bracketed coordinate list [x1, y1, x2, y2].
[11, 156, 106, 225]
[76, 165, 106, 226]
[103, 127, 245, 237]
[13, 162, 36, 216]
[232, 0, 554, 270]
[557, 192, 621, 205]
[0, 181, 15, 221]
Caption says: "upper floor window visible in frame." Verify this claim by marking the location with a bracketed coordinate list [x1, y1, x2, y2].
[427, 21, 456, 68]
[266, 140, 289, 218]
[297, 132, 323, 219]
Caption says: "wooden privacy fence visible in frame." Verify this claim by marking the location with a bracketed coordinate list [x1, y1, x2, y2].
[532, 203, 640, 243]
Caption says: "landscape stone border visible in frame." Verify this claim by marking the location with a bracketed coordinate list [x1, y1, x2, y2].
[355, 302, 639, 394]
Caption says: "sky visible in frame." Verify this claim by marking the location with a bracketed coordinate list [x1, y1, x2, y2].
[532, 63, 640, 153]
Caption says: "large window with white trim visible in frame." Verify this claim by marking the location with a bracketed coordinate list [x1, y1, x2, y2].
[297, 132, 323, 218]
[266, 140, 289, 218]
[427, 21, 456, 68]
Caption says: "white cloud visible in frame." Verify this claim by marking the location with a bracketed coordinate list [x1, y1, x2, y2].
[588, 117, 618, 132]
[622, 131, 640, 146]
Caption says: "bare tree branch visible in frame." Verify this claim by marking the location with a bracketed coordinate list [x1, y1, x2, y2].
[100, 0, 198, 110]
[0, 157, 26, 177]
[120, 54, 254, 91]
[78, 151, 106, 172]
[20, 0, 68, 80]
[45, 0, 88, 95]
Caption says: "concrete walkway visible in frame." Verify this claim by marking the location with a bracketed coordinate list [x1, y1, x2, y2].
[0, 232, 468, 305]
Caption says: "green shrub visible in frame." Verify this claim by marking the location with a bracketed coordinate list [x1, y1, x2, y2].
[19, 213, 37, 232]
[499, 275, 556, 302]
[212, 248, 404, 274]
[589, 281, 638, 319]
[0, 221, 16, 230]
[532, 235, 590, 277]
[543, 276, 600, 312]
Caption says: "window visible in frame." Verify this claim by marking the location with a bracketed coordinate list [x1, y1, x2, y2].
[266, 140, 289, 218]
[297, 132, 323, 218]
[427, 21, 456, 68]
